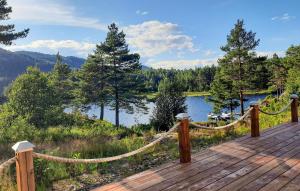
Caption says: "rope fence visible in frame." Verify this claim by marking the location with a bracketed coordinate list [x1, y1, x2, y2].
[190, 108, 252, 130]
[0, 157, 16, 175]
[32, 123, 180, 164]
[258, 99, 293, 115]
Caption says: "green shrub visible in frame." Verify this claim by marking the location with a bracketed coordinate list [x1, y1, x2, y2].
[0, 117, 37, 143]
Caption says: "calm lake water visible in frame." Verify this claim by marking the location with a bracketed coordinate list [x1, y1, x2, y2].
[81, 94, 268, 127]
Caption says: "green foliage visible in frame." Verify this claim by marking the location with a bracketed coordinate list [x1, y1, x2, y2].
[142, 66, 217, 93]
[285, 45, 300, 69]
[284, 45, 300, 96]
[77, 49, 109, 120]
[48, 52, 73, 106]
[218, 19, 260, 114]
[0, 0, 29, 45]
[286, 69, 300, 95]
[151, 78, 187, 131]
[0, 116, 37, 143]
[99, 23, 147, 126]
[209, 68, 239, 113]
[259, 95, 293, 129]
[5, 67, 64, 127]
[266, 54, 287, 97]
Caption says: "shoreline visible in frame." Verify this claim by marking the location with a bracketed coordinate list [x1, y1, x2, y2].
[147, 89, 273, 99]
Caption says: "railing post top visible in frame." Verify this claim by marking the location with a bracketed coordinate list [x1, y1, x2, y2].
[12, 141, 35, 153]
[250, 101, 259, 107]
[176, 113, 189, 120]
[291, 94, 299, 99]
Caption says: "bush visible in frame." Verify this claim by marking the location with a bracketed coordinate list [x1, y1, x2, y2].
[151, 78, 186, 131]
[286, 69, 300, 95]
[0, 116, 37, 143]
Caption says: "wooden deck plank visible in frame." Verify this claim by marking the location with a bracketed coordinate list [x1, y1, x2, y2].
[139, 124, 296, 190]
[145, 128, 300, 191]
[238, 153, 300, 191]
[259, 159, 300, 191]
[196, 136, 300, 191]
[280, 174, 300, 191]
[162, 131, 300, 191]
[93, 122, 300, 191]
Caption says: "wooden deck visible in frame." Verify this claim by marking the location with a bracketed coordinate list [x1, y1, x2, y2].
[94, 122, 300, 191]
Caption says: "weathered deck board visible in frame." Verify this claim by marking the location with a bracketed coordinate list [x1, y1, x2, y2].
[93, 122, 300, 191]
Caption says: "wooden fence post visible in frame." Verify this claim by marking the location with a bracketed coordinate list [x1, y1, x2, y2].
[250, 102, 260, 137]
[12, 141, 36, 191]
[291, 94, 299, 123]
[176, 113, 191, 163]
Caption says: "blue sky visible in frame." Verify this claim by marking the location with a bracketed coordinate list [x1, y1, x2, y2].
[3, 0, 300, 69]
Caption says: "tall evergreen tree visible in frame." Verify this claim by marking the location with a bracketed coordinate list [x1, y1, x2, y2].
[49, 53, 73, 106]
[100, 23, 146, 127]
[209, 69, 239, 115]
[219, 19, 259, 115]
[268, 54, 287, 97]
[78, 48, 109, 120]
[0, 0, 29, 45]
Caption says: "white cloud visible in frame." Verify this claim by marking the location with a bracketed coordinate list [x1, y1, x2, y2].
[203, 49, 217, 57]
[124, 20, 197, 57]
[6, 40, 96, 56]
[136, 10, 149, 16]
[256, 50, 285, 58]
[271, 13, 295, 22]
[147, 58, 217, 70]
[8, 0, 107, 30]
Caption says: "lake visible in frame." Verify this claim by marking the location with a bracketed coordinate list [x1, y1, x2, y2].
[82, 94, 268, 127]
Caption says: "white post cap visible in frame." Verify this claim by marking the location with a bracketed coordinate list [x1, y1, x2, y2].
[176, 113, 189, 120]
[12, 141, 35, 153]
[250, 101, 259, 106]
[291, 94, 299, 99]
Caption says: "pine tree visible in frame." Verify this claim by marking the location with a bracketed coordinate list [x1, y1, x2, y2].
[49, 53, 73, 106]
[0, 0, 29, 45]
[99, 23, 147, 127]
[209, 69, 239, 115]
[268, 54, 287, 97]
[219, 19, 259, 115]
[78, 48, 109, 120]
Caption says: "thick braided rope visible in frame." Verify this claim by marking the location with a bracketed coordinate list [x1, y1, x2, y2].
[190, 108, 252, 130]
[0, 157, 16, 175]
[258, 99, 293, 116]
[33, 123, 180, 164]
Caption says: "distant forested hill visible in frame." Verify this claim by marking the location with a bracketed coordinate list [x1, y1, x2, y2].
[0, 48, 85, 94]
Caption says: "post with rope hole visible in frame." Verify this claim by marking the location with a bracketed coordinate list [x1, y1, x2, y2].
[250, 102, 260, 137]
[12, 141, 36, 191]
[176, 113, 191, 163]
[291, 94, 299, 122]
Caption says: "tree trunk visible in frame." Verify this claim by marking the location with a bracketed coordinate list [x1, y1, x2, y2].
[237, 55, 244, 116]
[240, 90, 244, 115]
[230, 99, 233, 115]
[230, 102, 234, 119]
[100, 103, 104, 120]
[115, 90, 120, 127]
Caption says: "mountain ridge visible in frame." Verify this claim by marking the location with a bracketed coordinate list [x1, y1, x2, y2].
[0, 48, 150, 94]
[0, 48, 86, 94]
